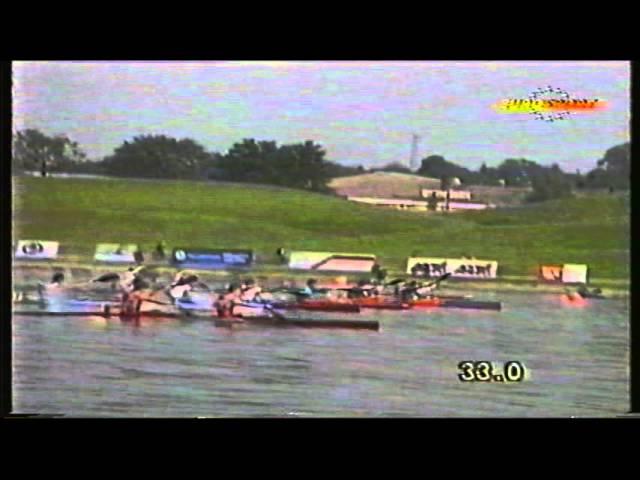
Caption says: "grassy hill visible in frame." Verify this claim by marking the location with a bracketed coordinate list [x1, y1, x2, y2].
[328, 171, 440, 198]
[12, 176, 630, 280]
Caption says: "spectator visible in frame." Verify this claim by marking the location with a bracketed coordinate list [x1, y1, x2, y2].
[153, 241, 166, 261]
[134, 245, 144, 265]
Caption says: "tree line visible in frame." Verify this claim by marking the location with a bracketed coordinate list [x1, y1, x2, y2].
[12, 129, 364, 193]
[12, 128, 629, 201]
[412, 145, 629, 201]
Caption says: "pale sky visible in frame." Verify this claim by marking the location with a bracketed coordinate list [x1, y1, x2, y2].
[12, 61, 630, 172]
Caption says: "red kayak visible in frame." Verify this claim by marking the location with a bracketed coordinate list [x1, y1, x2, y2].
[350, 296, 409, 310]
[408, 297, 443, 308]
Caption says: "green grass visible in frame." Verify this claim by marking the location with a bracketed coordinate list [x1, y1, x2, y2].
[12, 176, 630, 280]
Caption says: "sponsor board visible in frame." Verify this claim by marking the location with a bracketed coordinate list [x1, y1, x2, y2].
[94, 244, 140, 263]
[437, 201, 491, 211]
[539, 264, 588, 284]
[288, 251, 376, 272]
[421, 189, 472, 200]
[15, 240, 59, 260]
[407, 257, 498, 279]
[171, 248, 253, 269]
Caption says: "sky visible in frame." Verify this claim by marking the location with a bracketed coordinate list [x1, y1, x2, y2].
[12, 61, 630, 172]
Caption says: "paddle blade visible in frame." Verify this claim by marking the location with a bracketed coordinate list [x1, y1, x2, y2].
[386, 278, 406, 286]
[93, 273, 120, 283]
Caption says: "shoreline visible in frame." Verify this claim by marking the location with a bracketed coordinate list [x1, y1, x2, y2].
[12, 260, 630, 299]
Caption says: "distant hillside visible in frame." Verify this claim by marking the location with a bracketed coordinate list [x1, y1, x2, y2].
[13, 176, 629, 279]
[329, 172, 441, 199]
[329, 172, 532, 206]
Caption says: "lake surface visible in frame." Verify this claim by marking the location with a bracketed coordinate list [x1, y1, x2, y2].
[12, 291, 629, 417]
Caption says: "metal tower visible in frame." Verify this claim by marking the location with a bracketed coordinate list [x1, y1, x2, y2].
[409, 134, 421, 171]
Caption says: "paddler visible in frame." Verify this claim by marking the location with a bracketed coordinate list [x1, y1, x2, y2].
[166, 270, 200, 303]
[399, 281, 420, 302]
[239, 278, 263, 302]
[414, 283, 436, 298]
[37, 272, 65, 301]
[120, 276, 148, 316]
[214, 283, 244, 318]
[119, 265, 146, 293]
[301, 278, 316, 296]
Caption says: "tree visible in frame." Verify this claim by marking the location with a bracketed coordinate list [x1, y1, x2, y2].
[417, 155, 476, 184]
[12, 129, 88, 174]
[102, 135, 213, 179]
[214, 138, 331, 191]
[374, 162, 413, 174]
[592, 142, 630, 190]
[526, 168, 574, 202]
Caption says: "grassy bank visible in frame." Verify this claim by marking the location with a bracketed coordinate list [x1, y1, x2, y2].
[12, 176, 630, 281]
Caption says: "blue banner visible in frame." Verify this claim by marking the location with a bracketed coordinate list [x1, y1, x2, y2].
[171, 248, 253, 269]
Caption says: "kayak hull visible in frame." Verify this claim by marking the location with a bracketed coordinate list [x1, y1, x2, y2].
[13, 310, 379, 330]
[439, 299, 502, 311]
[214, 316, 379, 331]
[272, 301, 360, 313]
[409, 298, 443, 308]
[350, 297, 409, 310]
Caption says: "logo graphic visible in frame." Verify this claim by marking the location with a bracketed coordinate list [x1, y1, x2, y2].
[22, 242, 44, 255]
[493, 86, 607, 122]
[174, 249, 187, 261]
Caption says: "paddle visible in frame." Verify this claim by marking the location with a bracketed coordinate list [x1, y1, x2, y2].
[235, 301, 288, 322]
[423, 272, 452, 289]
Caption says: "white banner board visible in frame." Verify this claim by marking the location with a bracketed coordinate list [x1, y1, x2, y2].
[288, 251, 376, 272]
[94, 243, 139, 263]
[421, 189, 472, 200]
[407, 257, 498, 279]
[539, 264, 588, 284]
[15, 240, 59, 260]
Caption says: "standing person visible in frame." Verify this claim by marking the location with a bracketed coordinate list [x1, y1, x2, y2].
[276, 247, 287, 264]
[134, 245, 144, 265]
[153, 241, 166, 261]
[428, 191, 438, 211]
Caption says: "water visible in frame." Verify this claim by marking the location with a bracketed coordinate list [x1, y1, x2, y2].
[12, 292, 629, 417]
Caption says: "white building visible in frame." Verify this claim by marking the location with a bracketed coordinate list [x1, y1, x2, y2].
[347, 196, 429, 211]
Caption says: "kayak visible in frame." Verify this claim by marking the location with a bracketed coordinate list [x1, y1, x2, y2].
[438, 299, 502, 311]
[12, 309, 379, 330]
[350, 296, 409, 310]
[272, 299, 360, 313]
[214, 316, 379, 331]
[352, 296, 500, 311]
[561, 293, 588, 305]
[408, 297, 443, 308]
[574, 291, 605, 299]
[12, 309, 198, 319]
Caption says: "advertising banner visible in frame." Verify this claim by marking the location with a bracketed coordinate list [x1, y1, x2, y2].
[407, 257, 498, 279]
[539, 264, 588, 284]
[171, 248, 253, 270]
[15, 240, 59, 260]
[94, 244, 139, 263]
[421, 189, 472, 200]
[288, 251, 376, 272]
